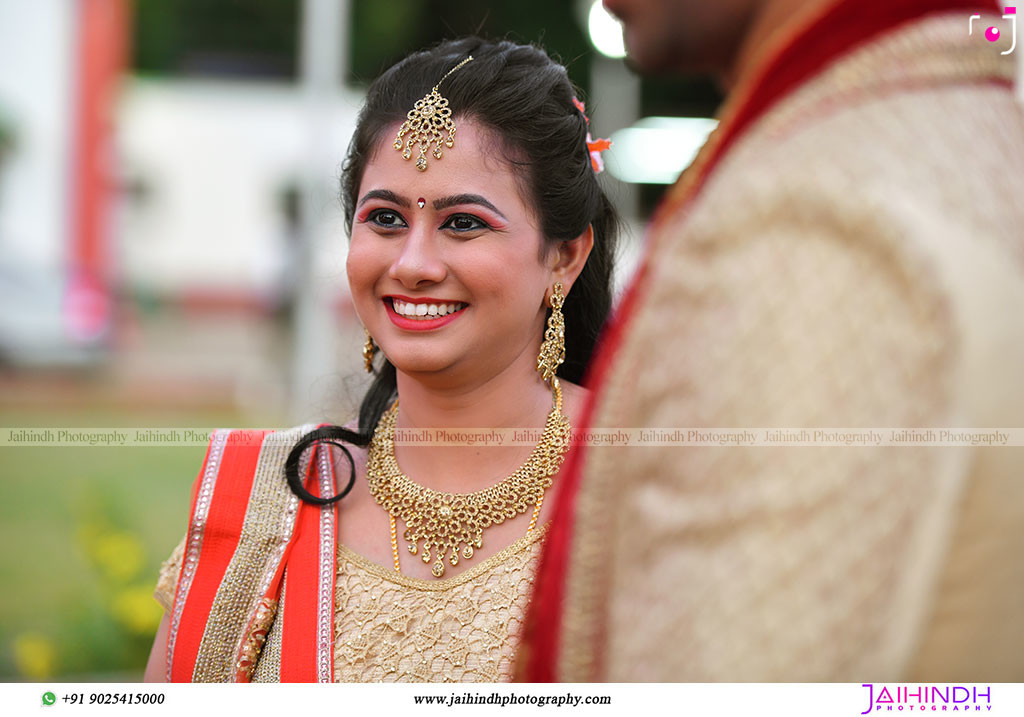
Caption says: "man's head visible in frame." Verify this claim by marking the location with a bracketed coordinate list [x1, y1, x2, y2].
[603, 0, 761, 79]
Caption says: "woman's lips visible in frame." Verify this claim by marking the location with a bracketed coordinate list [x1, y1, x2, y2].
[383, 297, 468, 330]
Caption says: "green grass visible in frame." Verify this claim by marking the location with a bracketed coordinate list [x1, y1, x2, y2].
[0, 408, 280, 680]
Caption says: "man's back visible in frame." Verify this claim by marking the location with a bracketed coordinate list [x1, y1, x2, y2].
[524, 4, 1024, 681]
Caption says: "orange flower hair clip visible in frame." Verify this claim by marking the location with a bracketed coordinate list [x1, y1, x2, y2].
[572, 97, 612, 174]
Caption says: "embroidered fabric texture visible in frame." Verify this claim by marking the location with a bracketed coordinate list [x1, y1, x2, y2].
[554, 13, 1024, 681]
[155, 538, 185, 613]
[155, 525, 546, 682]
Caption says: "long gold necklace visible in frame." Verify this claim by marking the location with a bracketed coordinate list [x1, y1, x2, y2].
[366, 378, 571, 578]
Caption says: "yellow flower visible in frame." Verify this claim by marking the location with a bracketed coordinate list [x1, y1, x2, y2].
[111, 585, 163, 635]
[12, 633, 56, 680]
[90, 531, 144, 583]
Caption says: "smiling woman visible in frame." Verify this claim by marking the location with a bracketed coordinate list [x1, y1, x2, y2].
[350, 120, 576, 385]
[145, 37, 619, 683]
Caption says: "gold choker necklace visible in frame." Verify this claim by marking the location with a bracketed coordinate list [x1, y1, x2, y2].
[366, 379, 571, 578]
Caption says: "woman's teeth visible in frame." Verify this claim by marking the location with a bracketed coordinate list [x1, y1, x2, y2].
[392, 299, 467, 319]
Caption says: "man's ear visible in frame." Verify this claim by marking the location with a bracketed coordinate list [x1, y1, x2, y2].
[549, 224, 595, 295]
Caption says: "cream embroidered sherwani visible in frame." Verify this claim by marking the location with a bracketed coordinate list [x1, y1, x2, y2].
[555, 14, 1024, 680]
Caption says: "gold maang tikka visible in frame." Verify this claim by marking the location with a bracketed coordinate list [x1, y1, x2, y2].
[393, 56, 474, 171]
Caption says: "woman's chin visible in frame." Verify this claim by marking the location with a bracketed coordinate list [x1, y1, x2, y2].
[387, 353, 460, 378]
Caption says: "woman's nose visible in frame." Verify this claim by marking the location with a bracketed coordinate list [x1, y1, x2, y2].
[388, 229, 447, 288]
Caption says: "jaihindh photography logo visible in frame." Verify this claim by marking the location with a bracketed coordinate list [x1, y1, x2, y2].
[860, 685, 993, 713]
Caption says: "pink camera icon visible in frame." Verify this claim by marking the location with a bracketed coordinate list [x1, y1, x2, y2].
[970, 7, 1017, 55]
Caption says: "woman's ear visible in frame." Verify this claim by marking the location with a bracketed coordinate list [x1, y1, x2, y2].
[549, 225, 595, 295]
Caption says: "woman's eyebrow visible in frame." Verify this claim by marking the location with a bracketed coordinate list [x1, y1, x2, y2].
[357, 189, 410, 208]
[433, 194, 507, 220]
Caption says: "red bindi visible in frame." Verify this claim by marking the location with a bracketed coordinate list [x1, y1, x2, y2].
[417, 197, 426, 209]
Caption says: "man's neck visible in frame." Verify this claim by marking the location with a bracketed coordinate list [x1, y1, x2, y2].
[722, 0, 835, 91]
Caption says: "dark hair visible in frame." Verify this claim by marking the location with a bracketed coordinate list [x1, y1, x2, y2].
[286, 37, 619, 505]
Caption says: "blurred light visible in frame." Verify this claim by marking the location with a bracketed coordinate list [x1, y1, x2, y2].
[111, 586, 164, 634]
[588, 1, 627, 59]
[606, 116, 719, 184]
[12, 633, 56, 680]
[63, 273, 111, 343]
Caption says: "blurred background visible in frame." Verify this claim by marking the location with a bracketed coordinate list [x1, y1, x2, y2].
[0, 0, 723, 681]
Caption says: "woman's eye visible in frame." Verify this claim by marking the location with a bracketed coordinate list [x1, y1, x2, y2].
[442, 214, 488, 232]
[367, 209, 407, 228]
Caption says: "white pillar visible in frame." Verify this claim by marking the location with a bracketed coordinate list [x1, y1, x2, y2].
[291, 0, 350, 421]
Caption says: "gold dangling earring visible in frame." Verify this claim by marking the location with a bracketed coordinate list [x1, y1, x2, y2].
[536, 282, 566, 383]
[362, 328, 377, 373]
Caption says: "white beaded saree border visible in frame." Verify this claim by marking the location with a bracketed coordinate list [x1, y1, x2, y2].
[166, 429, 229, 682]
[315, 443, 337, 682]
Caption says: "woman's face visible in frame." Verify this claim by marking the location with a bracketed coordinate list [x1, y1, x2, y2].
[346, 119, 556, 385]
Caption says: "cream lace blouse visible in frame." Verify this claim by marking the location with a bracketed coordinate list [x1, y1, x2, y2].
[154, 525, 546, 682]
